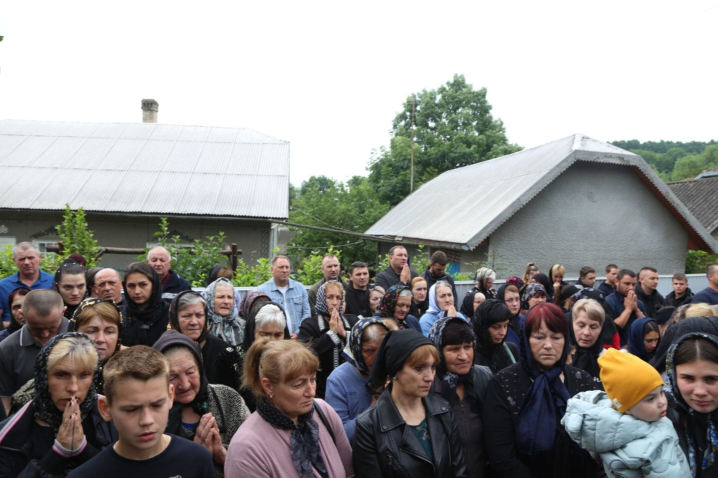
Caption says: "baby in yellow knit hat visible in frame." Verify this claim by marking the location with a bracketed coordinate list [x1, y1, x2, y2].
[562, 349, 689, 477]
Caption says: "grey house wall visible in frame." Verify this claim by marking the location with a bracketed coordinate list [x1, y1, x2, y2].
[0, 211, 272, 271]
[488, 161, 689, 278]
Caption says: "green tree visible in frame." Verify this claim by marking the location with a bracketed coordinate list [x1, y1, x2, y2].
[368, 74, 522, 206]
[55, 205, 101, 269]
[672, 146, 718, 181]
[288, 176, 391, 267]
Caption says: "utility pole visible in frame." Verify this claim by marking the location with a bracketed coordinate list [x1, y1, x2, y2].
[410, 95, 415, 193]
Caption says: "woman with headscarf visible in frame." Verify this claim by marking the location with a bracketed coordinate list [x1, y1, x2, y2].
[520, 283, 547, 316]
[665, 332, 718, 477]
[153, 330, 249, 477]
[298, 281, 358, 399]
[204, 278, 246, 346]
[482, 303, 599, 477]
[530, 273, 554, 302]
[325, 318, 390, 443]
[651, 316, 718, 375]
[554, 284, 580, 314]
[429, 317, 493, 478]
[225, 338, 354, 478]
[0, 287, 30, 343]
[473, 268, 497, 299]
[420, 280, 465, 336]
[54, 259, 87, 320]
[473, 299, 519, 374]
[353, 329, 468, 477]
[460, 291, 486, 319]
[627, 317, 660, 362]
[0, 333, 116, 478]
[121, 262, 169, 347]
[375, 285, 421, 332]
[238, 289, 271, 320]
[567, 298, 605, 382]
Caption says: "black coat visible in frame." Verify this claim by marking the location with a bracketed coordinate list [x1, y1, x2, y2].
[161, 269, 192, 303]
[667, 403, 718, 478]
[635, 283, 665, 317]
[354, 391, 469, 478]
[375, 267, 419, 291]
[482, 363, 599, 478]
[345, 282, 370, 317]
[665, 288, 695, 308]
[297, 313, 358, 399]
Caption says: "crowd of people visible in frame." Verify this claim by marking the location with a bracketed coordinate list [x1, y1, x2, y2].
[1, 241, 718, 477]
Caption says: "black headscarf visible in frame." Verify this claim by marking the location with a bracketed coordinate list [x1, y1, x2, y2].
[531, 273, 554, 300]
[169, 290, 210, 344]
[153, 330, 210, 433]
[473, 299, 514, 374]
[122, 263, 169, 346]
[567, 311, 603, 379]
[242, 301, 290, 351]
[460, 291, 479, 318]
[650, 316, 718, 373]
[34, 332, 99, 432]
[367, 329, 433, 391]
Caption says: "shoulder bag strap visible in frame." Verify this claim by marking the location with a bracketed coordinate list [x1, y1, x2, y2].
[313, 401, 336, 445]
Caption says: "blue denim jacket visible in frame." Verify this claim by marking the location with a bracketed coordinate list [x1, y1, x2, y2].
[257, 278, 311, 334]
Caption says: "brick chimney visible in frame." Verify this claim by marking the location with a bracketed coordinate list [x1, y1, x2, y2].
[141, 99, 158, 123]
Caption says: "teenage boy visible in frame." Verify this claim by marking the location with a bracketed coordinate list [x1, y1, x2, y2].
[665, 273, 694, 308]
[67, 346, 214, 478]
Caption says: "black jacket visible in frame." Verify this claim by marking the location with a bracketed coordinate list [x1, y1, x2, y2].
[665, 288, 695, 308]
[375, 267, 419, 292]
[345, 282, 370, 317]
[597, 281, 615, 297]
[160, 270, 192, 303]
[482, 363, 599, 478]
[353, 390, 468, 478]
[667, 402, 718, 478]
[422, 268, 458, 308]
[635, 283, 665, 317]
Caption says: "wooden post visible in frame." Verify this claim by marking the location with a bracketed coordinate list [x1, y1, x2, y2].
[230, 243, 238, 272]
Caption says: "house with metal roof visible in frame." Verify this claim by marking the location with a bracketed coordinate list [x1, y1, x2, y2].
[365, 134, 718, 277]
[668, 175, 718, 239]
[0, 117, 290, 269]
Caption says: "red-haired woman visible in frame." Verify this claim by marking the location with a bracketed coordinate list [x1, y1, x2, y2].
[482, 303, 599, 478]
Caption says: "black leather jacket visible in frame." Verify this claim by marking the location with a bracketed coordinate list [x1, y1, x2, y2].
[353, 389, 468, 478]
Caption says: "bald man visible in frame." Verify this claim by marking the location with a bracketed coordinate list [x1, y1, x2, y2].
[147, 246, 191, 303]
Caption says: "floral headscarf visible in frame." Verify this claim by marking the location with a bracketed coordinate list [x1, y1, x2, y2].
[377, 285, 413, 329]
[315, 281, 345, 317]
[348, 318, 390, 375]
[666, 332, 718, 476]
[34, 332, 100, 431]
[204, 278, 245, 346]
[521, 283, 547, 310]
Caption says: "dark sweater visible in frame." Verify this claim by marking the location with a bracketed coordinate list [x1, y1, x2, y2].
[665, 288, 695, 308]
[635, 283, 665, 317]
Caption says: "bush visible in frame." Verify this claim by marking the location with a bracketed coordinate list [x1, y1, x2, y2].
[686, 250, 718, 274]
[56, 205, 101, 268]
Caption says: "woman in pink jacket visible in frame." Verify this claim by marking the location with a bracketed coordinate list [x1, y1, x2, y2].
[225, 338, 354, 478]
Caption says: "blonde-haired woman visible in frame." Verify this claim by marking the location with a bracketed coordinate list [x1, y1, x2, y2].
[225, 339, 354, 478]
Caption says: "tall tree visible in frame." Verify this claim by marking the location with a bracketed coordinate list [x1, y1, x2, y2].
[368, 74, 521, 206]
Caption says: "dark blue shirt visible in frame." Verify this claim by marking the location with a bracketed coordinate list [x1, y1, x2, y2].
[0, 270, 54, 321]
[692, 287, 718, 306]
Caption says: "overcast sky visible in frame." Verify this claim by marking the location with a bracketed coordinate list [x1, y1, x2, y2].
[1, 1, 716, 186]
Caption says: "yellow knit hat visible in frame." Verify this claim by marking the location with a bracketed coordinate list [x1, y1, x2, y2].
[598, 348, 664, 413]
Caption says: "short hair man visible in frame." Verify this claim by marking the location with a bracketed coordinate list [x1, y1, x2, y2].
[146, 246, 191, 303]
[598, 264, 619, 296]
[692, 264, 718, 306]
[93, 268, 125, 308]
[576, 266, 597, 289]
[665, 273, 694, 308]
[307, 254, 346, 316]
[635, 267, 665, 316]
[257, 256, 310, 338]
[374, 245, 419, 291]
[421, 251, 458, 307]
[66, 346, 214, 478]
[345, 261, 371, 316]
[0, 242, 55, 322]
[605, 269, 646, 346]
[0, 289, 70, 414]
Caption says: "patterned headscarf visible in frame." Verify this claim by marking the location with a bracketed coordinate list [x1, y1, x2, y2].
[429, 316, 476, 390]
[505, 276, 525, 289]
[378, 285, 412, 322]
[204, 278, 245, 346]
[521, 283, 547, 310]
[349, 318, 390, 375]
[666, 332, 718, 476]
[315, 281, 345, 317]
[34, 332, 100, 432]
[239, 290, 271, 319]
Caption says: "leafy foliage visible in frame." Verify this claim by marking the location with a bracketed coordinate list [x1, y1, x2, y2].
[294, 246, 341, 285]
[686, 250, 718, 274]
[231, 251, 274, 287]
[368, 74, 522, 206]
[611, 140, 718, 182]
[54, 204, 101, 269]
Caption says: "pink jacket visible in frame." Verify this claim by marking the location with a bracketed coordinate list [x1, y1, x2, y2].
[225, 398, 354, 478]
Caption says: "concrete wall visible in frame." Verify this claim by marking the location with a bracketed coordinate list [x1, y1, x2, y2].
[0, 211, 272, 272]
[488, 161, 689, 278]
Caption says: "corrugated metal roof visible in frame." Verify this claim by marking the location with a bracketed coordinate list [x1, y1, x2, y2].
[0, 119, 289, 219]
[365, 133, 718, 253]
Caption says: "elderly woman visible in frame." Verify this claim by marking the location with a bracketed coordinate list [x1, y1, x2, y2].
[376, 285, 421, 332]
[325, 318, 390, 442]
[353, 329, 468, 477]
[225, 339, 354, 477]
[473, 300, 519, 374]
[154, 330, 249, 477]
[567, 298, 605, 382]
[665, 332, 718, 477]
[429, 317, 493, 478]
[520, 283, 547, 316]
[204, 278, 245, 346]
[0, 287, 30, 343]
[473, 268, 497, 299]
[54, 259, 87, 320]
[0, 333, 116, 477]
[298, 281, 358, 399]
[121, 262, 169, 347]
[410, 277, 429, 319]
[482, 303, 599, 477]
[627, 317, 660, 362]
[420, 281, 465, 336]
